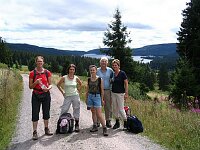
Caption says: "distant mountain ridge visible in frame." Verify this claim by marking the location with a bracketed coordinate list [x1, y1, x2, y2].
[7, 43, 177, 56]
[133, 43, 177, 56]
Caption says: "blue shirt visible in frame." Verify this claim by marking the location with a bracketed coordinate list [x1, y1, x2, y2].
[97, 67, 113, 90]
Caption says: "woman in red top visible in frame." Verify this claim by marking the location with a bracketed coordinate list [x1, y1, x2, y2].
[29, 56, 52, 140]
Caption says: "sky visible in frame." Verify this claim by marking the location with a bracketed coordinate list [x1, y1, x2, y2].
[0, 0, 190, 51]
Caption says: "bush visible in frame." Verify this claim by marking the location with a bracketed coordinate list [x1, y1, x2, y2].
[128, 82, 150, 100]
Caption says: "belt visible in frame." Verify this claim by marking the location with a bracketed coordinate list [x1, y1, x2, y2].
[89, 92, 100, 95]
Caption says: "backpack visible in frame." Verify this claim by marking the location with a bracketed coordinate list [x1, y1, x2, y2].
[127, 115, 144, 134]
[33, 69, 49, 92]
[87, 77, 101, 95]
[56, 113, 74, 134]
[33, 69, 49, 82]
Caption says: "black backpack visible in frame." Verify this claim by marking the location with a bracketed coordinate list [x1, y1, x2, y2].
[56, 113, 74, 134]
[127, 115, 144, 134]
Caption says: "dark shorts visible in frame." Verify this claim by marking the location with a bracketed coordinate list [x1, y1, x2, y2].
[32, 92, 51, 121]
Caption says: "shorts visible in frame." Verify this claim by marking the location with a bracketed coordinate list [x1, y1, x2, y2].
[87, 93, 102, 108]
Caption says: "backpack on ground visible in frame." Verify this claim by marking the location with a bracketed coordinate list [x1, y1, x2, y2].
[124, 106, 144, 134]
[56, 112, 74, 134]
[127, 115, 144, 134]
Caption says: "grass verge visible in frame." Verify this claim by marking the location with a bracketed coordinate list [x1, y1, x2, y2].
[0, 68, 23, 150]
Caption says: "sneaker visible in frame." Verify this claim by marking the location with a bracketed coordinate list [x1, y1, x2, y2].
[32, 130, 38, 140]
[90, 125, 98, 132]
[75, 124, 80, 132]
[106, 120, 112, 128]
[103, 127, 108, 136]
[45, 127, 53, 136]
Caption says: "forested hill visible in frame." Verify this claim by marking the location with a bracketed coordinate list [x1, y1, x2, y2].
[7, 43, 177, 56]
[133, 43, 177, 56]
[7, 43, 85, 56]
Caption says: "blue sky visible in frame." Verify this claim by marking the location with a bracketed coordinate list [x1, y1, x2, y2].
[0, 0, 189, 51]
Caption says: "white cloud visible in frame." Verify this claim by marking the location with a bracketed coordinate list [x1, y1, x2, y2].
[0, 0, 190, 51]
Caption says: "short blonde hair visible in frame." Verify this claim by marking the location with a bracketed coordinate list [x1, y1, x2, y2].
[112, 59, 120, 66]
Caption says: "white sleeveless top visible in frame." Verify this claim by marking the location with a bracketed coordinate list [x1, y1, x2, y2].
[64, 75, 79, 96]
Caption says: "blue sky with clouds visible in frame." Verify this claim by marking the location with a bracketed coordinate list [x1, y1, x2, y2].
[0, 0, 189, 51]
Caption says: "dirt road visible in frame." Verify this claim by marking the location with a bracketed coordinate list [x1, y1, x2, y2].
[8, 74, 166, 150]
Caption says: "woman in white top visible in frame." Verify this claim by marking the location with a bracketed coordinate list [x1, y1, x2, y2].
[57, 64, 82, 132]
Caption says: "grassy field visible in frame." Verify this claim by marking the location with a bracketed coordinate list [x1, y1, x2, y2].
[0, 68, 23, 150]
[126, 97, 200, 150]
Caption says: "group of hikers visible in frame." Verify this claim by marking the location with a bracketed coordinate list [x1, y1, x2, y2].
[29, 55, 129, 140]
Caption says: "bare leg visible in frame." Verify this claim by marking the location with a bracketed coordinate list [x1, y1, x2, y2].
[91, 107, 97, 124]
[33, 121, 38, 131]
[96, 108, 106, 127]
[44, 119, 48, 128]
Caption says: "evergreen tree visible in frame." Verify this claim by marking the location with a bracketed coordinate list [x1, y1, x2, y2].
[0, 37, 12, 66]
[177, 0, 200, 82]
[103, 8, 134, 80]
[28, 57, 35, 71]
[171, 58, 198, 107]
[158, 64, 170, 91]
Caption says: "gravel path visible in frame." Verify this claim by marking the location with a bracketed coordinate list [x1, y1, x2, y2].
[8, 74, 166, 150]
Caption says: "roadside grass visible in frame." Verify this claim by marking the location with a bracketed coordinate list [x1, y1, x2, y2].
[0, 68, 23, 150]
[126, 97, 200, 150]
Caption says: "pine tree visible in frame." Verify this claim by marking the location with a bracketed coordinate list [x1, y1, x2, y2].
[0, 37, 12, 66]
[177, 0, 200, 82]
[171, 58, 198, 107]
[158, 64, 170, 91]
[103, 8, 134, 80]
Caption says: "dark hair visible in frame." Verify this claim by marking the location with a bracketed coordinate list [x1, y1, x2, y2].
[67, 64, 76, 74]
[89, 65, 97, 70]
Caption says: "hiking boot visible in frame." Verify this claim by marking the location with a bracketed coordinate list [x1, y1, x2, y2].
[75, 120, 80, 132]
[45, 127, 53, 136]
[106, 120, 112, 128]
[32, 130, 38, 140]
[90, 125, 98, 132]
[103, 127, 108, 136]
[97, 122, 100, 127]
[112, 119, 120, 129]
[123, 120, 127, 130]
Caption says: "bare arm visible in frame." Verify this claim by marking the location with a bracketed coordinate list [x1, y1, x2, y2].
[29, 77, 41, 89]
[124, 79, 128, 99]
[76, 77, 82, 93]
[101, 78, 104, 105]
[57, 76, 65, 95]
[85, 83, 89, 104]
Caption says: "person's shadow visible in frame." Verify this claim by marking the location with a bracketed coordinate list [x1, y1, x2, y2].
[7, 127, 123, 149]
